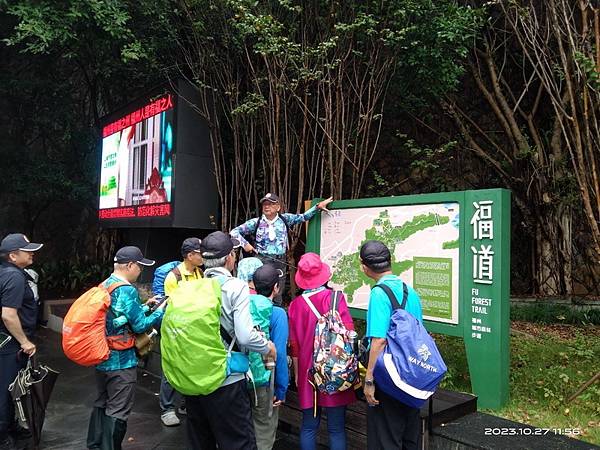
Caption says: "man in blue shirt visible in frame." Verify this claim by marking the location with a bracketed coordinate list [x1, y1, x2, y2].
[250, 264, 289, 450]
[230, 193, 333, 303]
[0, 233, 42, 450]
[360, 240, 423, 450]
[87, 246, 165, 450]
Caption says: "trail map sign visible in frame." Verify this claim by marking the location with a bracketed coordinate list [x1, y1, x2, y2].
[306, 189, 510, 409]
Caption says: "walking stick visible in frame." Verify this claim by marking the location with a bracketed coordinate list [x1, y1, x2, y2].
[567, 370, 600, 403]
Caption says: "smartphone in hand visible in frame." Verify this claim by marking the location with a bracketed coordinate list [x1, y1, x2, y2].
[150, 296, 169, 312]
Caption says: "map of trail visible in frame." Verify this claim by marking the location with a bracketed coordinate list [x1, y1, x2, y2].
[321, 203, 460, 323]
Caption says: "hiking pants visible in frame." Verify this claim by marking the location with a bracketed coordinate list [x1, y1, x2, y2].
[367, 386, 420, 450]
[252, 386, 279, 450]
[184, 380, 257, 450]
[93, 367, 137, 421]
[159, 373, 182, 413]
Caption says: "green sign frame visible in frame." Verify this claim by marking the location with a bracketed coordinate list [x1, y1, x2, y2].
[306, 189, 510, 409]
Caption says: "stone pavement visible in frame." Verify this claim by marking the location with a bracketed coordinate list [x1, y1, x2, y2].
[32, 328, 300, 450]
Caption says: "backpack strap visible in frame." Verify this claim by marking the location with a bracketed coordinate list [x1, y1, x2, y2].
[253, 215, 292, 249]
[252, 216, 263, 244]
[206, 272, 241, 352]
[171, 266, 182, 283]
[373, 281, 408, 311]
[101, 281, 133, 338]
[102, 281, 129, 295]
[329, 290, 340, 315]
[302, 294, 322, 319]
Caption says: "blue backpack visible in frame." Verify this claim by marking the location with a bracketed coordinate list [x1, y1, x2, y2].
[152, 261, 180, 296]
[373, 283, 447, 408]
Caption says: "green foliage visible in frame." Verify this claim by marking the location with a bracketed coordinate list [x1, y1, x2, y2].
[574, 51, 600, 90]
[436, 327, 600, 444]
[38, 260, 111, 297]
[511, 304, 600, 326]
[3, 0, 166, 62]
[434, 334, 471, 392]
[365, 170, 405, 197]
[402, 134, 463, 192]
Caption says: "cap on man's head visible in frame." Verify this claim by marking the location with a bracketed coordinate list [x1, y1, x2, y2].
[259, 193, 280, 204]
[0, 234, 43, 253]
[114, 246, 155, 266]
[181, 237, 202, 257]
[253, 264, 283, 294]
[359, 240, 391, 266]
[200, 232, 241, 259]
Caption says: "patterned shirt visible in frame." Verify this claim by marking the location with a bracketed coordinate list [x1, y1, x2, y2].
[96, 274, 164, 372]
[230, 206, 319, 256]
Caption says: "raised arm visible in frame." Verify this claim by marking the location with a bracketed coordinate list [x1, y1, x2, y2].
[282, 197, 334, 226]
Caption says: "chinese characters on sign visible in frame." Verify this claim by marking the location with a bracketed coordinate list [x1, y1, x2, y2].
[470, 200, 494, 340]
[470, 200, 494, 239]
[471, 245, 494, 284]
[102, 94, 174, 138]
[471, 201, 494, 284]
[98, 203, 171, 219]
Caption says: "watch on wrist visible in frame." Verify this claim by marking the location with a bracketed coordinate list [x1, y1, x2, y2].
[365, 378, 374, 387]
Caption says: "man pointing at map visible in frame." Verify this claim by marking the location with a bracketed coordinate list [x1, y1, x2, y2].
[230, 193, 333, 303]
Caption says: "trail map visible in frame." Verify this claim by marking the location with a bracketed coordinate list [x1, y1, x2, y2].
[320, 203, 460, 323]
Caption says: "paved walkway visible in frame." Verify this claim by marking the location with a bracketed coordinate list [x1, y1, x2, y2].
[33, 328, 300, 450]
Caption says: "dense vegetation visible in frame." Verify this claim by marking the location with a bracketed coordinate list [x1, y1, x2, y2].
[2, 1, 600, 298]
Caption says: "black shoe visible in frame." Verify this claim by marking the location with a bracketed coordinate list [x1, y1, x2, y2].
[112, 419, 127, 450]
[86, 407, 105, 449]
[101, 415, 127, 450]
[0, 436, 17, 450]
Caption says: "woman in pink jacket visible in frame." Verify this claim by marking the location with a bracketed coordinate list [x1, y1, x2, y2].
[288, 253, 356, 450]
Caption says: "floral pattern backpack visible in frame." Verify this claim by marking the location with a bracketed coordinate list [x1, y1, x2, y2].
[303, 290, 359, 395]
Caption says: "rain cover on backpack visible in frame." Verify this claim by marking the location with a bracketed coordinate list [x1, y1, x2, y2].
[304, 291, 358, 394]
[62, 281, 128, 366]
[248, 294, 273, 386]
[160, 277, 227, 395]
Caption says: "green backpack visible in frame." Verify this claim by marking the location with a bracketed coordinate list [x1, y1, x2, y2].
[248, 294, 273, 386]
[160, 277, 227, 395]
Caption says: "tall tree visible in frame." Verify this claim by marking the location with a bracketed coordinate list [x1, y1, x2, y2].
[437, 0, 600, 295]
[174, 0, 480, 232]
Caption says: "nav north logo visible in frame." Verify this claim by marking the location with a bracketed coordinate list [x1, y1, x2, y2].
[417, 344, 431, 362]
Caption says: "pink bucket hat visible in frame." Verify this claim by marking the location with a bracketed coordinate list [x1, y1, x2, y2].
[295, 253, 332, 290]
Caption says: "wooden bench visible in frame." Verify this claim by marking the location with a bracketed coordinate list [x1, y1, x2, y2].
[279, 388, 477, 449]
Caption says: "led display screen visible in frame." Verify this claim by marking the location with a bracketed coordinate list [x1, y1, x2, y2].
[99, 94, 175, 220]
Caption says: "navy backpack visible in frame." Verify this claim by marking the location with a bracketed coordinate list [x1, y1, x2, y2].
[373, 282, 447, 408]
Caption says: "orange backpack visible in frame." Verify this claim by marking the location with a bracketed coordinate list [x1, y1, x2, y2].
[62, 281, 134, 366]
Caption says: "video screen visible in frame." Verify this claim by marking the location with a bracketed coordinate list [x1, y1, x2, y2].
[99, 95, 175, 219]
